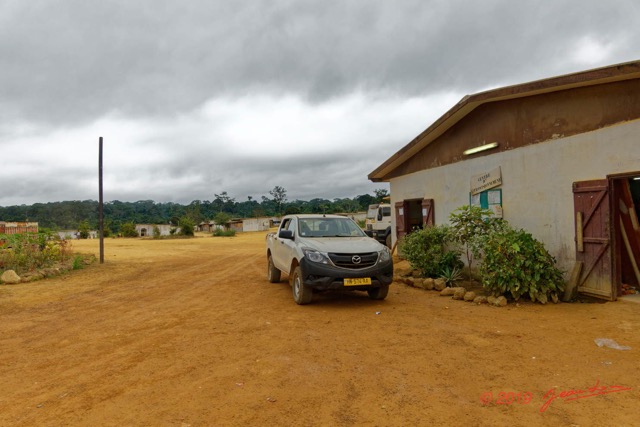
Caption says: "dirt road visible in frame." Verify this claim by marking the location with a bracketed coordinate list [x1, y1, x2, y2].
[1, 232, 638, 426]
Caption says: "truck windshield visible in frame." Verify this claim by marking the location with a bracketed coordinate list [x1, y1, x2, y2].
[298, 218, 366, 238]
[366, 204, 379, 220]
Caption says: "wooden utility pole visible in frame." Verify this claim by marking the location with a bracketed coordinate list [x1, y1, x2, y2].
[99, 137, 104, 264]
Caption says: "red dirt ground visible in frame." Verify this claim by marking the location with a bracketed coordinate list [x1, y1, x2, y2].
[1, 232, 638, 426]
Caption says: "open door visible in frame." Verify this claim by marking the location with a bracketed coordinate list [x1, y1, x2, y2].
[421, 199, 434, 227]
[611, 174, 640, 296]
[395, 201, 407, 242]
[573, 179, 613, 300]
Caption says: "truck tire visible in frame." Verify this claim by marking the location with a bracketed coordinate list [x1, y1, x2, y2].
[367, 284, 389, 300]
[267, 254, 281, 283]
[291, 266, 313, 305]
[385, 234, 392, 249]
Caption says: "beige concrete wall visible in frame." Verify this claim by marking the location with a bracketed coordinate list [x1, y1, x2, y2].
[389, 119, 640, 273]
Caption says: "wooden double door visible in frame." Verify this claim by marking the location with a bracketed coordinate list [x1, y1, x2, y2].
[574, 174, 640, 300]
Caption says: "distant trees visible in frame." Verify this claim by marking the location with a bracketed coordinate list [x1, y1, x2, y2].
[0, 187, 389, 229]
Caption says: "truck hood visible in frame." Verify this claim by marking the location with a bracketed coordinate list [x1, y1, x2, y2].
[298, 236, 384, 253]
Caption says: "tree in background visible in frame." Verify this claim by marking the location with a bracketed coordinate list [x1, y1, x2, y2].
[178, 216, 195, 236]
[120, 222, 139, 238]
[269, 186, 287, 217]
[374, 188, 389, 202]
[78, 220, 90, 239]
[213, 212, 232, 230]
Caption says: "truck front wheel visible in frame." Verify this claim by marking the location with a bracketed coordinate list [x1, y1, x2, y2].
[291, 266, 313, 304]
[368, 284, 389, 300]
[385, 234, 392, 249]
[267, 254, 281, 283]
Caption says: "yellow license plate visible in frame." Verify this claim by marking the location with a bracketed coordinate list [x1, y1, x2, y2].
[344, 277, 372, 286]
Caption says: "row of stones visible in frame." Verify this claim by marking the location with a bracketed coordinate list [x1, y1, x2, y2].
[396, 276, 508, 307]
[0, 266, 73, 284]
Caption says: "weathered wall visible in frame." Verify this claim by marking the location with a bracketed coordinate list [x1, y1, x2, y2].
[389, 118, 640, 274]
[387, 78, 640, 179]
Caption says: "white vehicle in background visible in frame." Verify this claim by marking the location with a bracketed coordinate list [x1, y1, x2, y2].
[364, 203, 392, 247]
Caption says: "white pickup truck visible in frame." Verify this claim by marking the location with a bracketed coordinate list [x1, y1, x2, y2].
[266, 214, 393, 304]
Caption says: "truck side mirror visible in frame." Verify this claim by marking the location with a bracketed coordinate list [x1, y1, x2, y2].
[278, 229, 294, 240]
[377, 211, 383, 221]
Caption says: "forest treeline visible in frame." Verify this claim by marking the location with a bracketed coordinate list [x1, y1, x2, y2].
[0, 187, 388, 232]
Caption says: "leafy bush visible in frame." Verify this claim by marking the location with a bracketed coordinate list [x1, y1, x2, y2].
[214, 212, 232, 229]
[0, 231, 72, 274]
[72, 255, 84, 270]
[153, 225, 161, 238]
[401, 225, 462, 278]
[78, 220, 91, 239]
[120, 222, 139, 238]
[213, 228, 236, 237]
[480, 227, 564, 303]
[178, 217, 195, 236]
[448, 205, 508, 277]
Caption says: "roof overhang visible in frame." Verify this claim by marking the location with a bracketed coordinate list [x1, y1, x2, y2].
[368, 59, 640, 182]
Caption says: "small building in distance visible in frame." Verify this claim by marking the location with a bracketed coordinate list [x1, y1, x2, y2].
[0, 222, 39, 234]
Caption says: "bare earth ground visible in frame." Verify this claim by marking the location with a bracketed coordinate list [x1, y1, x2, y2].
[1, 231, 639, 427]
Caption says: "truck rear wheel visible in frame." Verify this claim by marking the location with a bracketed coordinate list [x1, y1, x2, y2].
[291, 266, 313, 304]
[368, 284, 389, 300]
[267, 254, 281, 283]
[385, 234, 392, 248]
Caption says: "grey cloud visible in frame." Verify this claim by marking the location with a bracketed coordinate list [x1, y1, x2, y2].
[2, 0, 639, 127]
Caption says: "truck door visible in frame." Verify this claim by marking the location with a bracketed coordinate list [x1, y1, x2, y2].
[272, 218, 297, 274]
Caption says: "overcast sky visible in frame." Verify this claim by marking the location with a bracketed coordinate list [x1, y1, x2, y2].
[1, 0, 639, 206]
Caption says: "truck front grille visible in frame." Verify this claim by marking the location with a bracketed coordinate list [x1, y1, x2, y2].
[328, 252, 378, 269]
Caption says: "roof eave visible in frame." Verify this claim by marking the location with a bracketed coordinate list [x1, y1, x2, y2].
[368, 59, 640, 182]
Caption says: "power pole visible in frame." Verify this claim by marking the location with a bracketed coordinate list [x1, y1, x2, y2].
[99, 137, 104, 264]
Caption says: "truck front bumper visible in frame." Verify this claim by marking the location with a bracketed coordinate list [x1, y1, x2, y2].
[299, 257, 393, 291]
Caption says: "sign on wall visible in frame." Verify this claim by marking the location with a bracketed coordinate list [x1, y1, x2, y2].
[470, 189, 503, 218]
[471, 166, 502, 195]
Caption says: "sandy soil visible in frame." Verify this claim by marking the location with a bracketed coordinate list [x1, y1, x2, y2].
[1, 231, 639, 426]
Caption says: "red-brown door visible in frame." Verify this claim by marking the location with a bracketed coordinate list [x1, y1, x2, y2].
[421, 199, 434, 227]
[573, 179, 613, 300]
[395, 201, 406, 242]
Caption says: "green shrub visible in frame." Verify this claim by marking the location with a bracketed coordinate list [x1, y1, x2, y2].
[153, 225, 161, 238]
[480, 227, 564, 303]
[401, 225, 462, 278]
[78, 220, 91, 239]
[213, 228, 236, 237]
[178, 217, 195, 236]
[0, 231, 72, 274]
[448, 205, 508, 278]
[120, 222, 139, 238]
[72, 255, 84, 270]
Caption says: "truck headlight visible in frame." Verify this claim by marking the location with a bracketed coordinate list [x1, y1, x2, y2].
[378, 247, 390, 263]
[303, 248, 330, 264]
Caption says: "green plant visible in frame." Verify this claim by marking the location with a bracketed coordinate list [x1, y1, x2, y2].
[480, 227, 564, 303]
[401, 225, 461, 278]
[213, 228, 236, 237]
[178, 217, 195, 236]
[72, 255, 84, 270]
[78, 220, 91, 239]
[448, 205, 508, 278]
[439, 266, 463, 287]
[0, 231, 73, 274]
[357, 219, 366, 229]
[120, 222, 139, 238]
[214, 212, 232, 229]
[153, 225, 161, 238]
